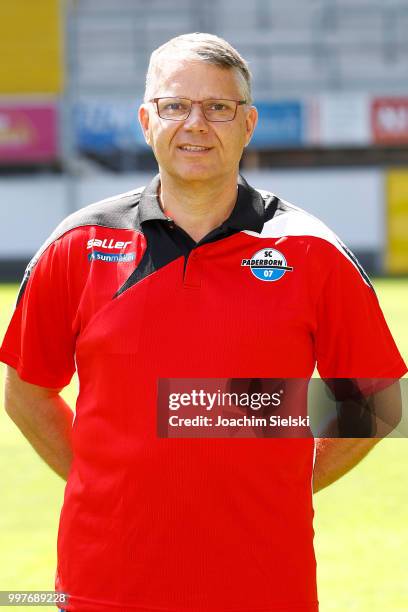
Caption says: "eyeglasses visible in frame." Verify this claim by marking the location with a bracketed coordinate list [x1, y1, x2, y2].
[149, 97, 247, 122]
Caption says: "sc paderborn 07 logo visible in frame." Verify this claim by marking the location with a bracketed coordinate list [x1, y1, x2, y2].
[241, 248, 294, 282]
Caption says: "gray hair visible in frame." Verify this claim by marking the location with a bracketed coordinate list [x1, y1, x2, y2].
[144, 32, 253, 104]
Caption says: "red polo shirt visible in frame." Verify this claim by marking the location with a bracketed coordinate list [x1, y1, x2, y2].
[1, 175, 406, 611]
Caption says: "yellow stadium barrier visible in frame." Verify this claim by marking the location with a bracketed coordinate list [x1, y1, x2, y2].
[0, 0, 63, 94]
[386, 170, 408, 274]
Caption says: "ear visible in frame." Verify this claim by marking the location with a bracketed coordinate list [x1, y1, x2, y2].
[244, 106, 258, 147]
[138, 103, 151, 146]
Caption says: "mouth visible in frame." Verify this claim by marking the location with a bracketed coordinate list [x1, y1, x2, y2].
[177, 145, 213, 153]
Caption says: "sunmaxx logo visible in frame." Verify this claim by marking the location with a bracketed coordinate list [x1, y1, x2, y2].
[241, 248, 294, 282]
[88, 251, 136, 263]
[87, 237, 135, 264]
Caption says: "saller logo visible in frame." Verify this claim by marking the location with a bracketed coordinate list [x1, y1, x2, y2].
[87, 238, 132, 250]
[241, 248, 294, 282]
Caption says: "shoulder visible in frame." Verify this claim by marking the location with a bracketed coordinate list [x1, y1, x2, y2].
[51, 186, 145, 241]
[30, 186, 145, 262]
[252, 187, 373, 289]
[253, 188, 339, 244]
[17, 186, 146, 303]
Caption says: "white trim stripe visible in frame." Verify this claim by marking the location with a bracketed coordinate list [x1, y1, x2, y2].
[245, 191, 372, 288]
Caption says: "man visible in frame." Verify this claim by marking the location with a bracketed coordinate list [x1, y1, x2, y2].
[1, 33, 406, 612]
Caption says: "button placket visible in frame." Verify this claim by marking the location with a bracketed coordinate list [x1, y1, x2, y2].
[183, 249, 201, 288]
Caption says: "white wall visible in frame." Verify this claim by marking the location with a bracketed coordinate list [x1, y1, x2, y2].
[246, 169, 384, 250]
[0, 176, 67, 257]
[0, 168, 384, 258]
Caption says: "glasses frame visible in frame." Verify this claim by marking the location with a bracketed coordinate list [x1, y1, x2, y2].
[149, 97, 247, 122]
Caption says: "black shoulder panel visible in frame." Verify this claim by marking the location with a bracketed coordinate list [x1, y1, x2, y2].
[16, 187, 145, 305]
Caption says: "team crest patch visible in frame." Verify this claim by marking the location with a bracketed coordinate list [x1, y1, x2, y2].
[241, 248, 294, 282]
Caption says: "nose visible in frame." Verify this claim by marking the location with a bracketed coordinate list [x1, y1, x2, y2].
[183, 102, 209, 132]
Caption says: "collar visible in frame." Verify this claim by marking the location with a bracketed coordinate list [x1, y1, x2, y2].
[138, 173, 265, 233]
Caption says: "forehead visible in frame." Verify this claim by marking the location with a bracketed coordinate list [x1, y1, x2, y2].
[151, 57, 242, 99]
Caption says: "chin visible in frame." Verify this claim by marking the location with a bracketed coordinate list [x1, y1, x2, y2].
[174, 164, 219, 183]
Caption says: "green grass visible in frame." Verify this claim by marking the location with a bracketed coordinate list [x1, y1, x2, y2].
[0, 280, 407, 611]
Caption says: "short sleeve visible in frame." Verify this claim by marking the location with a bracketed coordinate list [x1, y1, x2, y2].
[0, 239, 77, 388]
[315, 243, 407, 380]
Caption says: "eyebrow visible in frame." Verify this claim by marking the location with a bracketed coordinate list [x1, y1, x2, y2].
[155, 95, 234, 99]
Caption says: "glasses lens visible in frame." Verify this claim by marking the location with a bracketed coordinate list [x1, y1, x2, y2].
[157, 98, 191, 120]
[203, 100, 236, 121]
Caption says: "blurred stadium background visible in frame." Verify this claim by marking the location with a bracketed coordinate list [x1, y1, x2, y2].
[1, 0, 408, 277]
[0, 1, 407, 611]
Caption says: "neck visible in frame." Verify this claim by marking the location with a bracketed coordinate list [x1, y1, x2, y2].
[158, 170, 239, 243]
